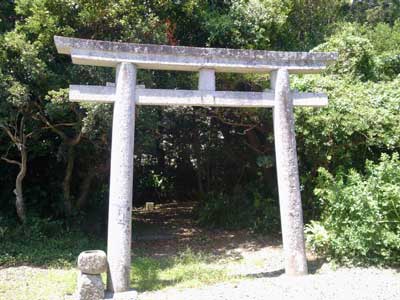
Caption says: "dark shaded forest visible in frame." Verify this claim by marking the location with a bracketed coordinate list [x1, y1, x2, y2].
[1, 0, 399, 265]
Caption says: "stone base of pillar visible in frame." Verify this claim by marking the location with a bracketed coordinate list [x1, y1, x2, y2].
[104, 290, 138, 300]
[76, 273, 104, 300]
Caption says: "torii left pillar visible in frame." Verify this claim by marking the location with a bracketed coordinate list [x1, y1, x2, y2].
[107, 62, 136, 293]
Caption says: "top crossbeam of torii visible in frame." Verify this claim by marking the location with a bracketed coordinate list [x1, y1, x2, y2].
[55, 36, 337, 73]
[54, 36, 337, 108]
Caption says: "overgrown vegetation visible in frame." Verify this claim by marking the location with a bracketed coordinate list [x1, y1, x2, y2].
[306, 153, 400, 265]
[0, 216, 105, 267]
[196, 184, 280, 232]
[0, 0, 400, 267]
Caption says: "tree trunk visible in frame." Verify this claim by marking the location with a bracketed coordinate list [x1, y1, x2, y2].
[63, 146, 75, 216]
[76, 169, 96, 210]
[14, 144, 27, 223]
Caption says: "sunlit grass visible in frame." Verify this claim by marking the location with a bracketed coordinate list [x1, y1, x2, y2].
[131, 248, 239, 292]
[0, 268, 76, 300]
[0, 247, 247, 299]
[0, 232, 253, 300]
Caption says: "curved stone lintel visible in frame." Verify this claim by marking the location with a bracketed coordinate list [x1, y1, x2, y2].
[54, 36, 337, 73]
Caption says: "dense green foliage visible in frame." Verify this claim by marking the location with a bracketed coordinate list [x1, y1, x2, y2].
[307, 154, 400, 265]
[0, 0, 400, 265]
[0, 216, 105, 267]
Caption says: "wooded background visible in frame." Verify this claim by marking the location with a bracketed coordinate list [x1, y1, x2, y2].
[1, 0, 399, 265]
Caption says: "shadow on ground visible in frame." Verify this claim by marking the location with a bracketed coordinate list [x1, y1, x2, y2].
[130, 202, 326, 292]
[132, 202, 281, 258]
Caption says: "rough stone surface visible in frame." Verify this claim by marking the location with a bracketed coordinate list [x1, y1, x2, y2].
[107, 62, 136, 292]
[69, 85, 328, 107]
[272, 68, 308, 276]
[54, 36, 337, 73]
[77, 273, 104, 300]
[54, 36, 337, 62]
[198, 69, 216, 91]
[77, 250, 107, 274]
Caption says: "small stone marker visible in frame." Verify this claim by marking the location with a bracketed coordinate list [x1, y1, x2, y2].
[145, 202, 154, 211]
[77, 250, 107, 300]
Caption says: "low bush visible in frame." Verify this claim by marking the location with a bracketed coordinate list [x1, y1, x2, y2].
[0, 216, 105, 267]
[196, 185, 280, 233]
[306, 153, 400, 265]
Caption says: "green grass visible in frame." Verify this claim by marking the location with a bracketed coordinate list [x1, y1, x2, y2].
[0, 219, 106, 268]
[0, 223, 243, 299]
[0, 247, 241, 300]
[131, 248, 237, 292]
[0, 268, 77, 300]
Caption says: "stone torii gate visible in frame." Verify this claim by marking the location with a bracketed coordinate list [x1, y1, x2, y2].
[54, 36, 337, 297]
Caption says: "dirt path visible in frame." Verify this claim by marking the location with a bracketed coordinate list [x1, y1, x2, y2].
[132, 202, 326, 275]
[138, 267, 400, 300]
[132, 202, 284, 263]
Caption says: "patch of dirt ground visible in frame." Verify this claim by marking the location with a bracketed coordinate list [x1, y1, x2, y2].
[138, 267, 400, 300]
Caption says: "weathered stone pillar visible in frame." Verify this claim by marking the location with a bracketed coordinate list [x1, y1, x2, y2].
[271, 68, 308, 276]
[107, 63, 137, 292]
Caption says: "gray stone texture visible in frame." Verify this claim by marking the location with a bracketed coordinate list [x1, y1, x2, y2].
[272, 68, 308, 276]
[54, 36, 337, 73]
[77, 273, 104, 300]
[106, 62, 137, 292]
[198, 69, 216, 91]
[77, 250, 107, 275]
[69, 85, 328, 107]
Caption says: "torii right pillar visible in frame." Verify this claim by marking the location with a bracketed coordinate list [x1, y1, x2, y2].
[272, 68, 308, 276]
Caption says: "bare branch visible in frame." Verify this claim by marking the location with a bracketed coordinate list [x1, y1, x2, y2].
[0, 124, 18, 143]
[34, 102, 84, 143]
[243, 141, 266, 154]
[1, 156, 22, 167]
[67, 130, 83, 146]
[211, 115, 255, 128]
[41, 122, 78, 129]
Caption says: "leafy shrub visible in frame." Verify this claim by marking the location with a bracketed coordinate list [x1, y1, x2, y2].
[306, 153, 400, 265]
[0, 216, 105, 267]
[196, 184, 280, 232]
[293, 74, 400, 214]
[314, 23, 375, 80]
[375, 51, 400, 80]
